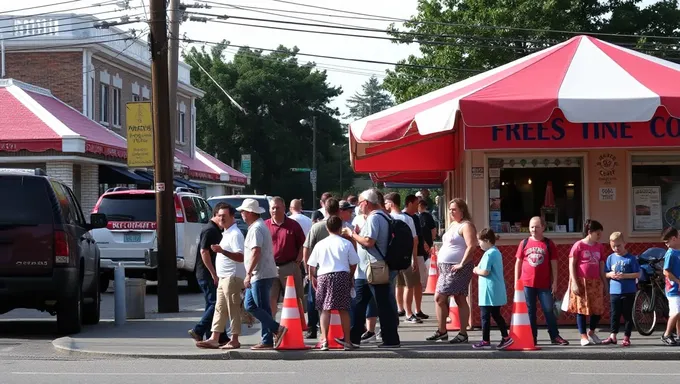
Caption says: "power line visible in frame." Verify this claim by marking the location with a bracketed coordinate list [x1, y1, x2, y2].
[0, 0, 120, 22]
[5, 30, 140, 52]
[0, 0, 82, 16]
[0, 5, 145, 33]
[1, 16, 144, 42]
[177, 36, 484, 73]
[222, 0, 680, 41]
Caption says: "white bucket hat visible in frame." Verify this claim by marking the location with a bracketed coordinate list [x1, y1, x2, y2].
[236, 198, 265, 214]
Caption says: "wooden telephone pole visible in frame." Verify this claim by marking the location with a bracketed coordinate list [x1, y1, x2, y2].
[149, 0, 179, 312]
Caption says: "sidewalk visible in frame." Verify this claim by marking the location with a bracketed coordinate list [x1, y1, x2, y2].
[52, 291, 680, 360]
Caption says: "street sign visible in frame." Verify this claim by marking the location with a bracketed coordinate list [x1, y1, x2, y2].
[310, 169, 317, 183]
[241, 154, 251, 177]
[290, 167, 311, 172]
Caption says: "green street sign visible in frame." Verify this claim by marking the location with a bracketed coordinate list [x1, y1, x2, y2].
[290, 167, 311, 172]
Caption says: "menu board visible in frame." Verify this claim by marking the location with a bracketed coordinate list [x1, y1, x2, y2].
[633, 186, 662, 231]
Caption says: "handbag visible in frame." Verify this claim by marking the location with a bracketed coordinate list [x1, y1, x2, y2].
[367, 260, 390, 285]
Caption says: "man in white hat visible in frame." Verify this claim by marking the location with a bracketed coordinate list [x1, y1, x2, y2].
[236, 198, 288, 349]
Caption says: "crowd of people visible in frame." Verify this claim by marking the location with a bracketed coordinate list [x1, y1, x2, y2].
[186, 189, 680, 350]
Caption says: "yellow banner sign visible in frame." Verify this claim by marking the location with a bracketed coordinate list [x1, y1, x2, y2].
[126, 102, 154, 167]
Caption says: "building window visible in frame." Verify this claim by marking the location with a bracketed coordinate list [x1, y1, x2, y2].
[177, 111, 186, 143]
[631, 154, 680, 232]
[132, 94, 140, 102]
[487, 156, 584, 234]
[112, 88, 121, 127]
[99, 83, 109, 124]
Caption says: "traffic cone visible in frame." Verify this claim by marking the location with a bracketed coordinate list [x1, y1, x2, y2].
[504, 280, 541, 351]
[315, 310, 344, 350]
[276, 275, 311, 350]
[424, 253, 438, 294]
[298, 298, 308, 331]
[446, 296, 461, 331]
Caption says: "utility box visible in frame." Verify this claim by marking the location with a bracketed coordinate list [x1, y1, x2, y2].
[125, 278, 146, 319]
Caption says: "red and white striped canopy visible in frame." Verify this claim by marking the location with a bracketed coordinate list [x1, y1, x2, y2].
[350, 35, 680, 144]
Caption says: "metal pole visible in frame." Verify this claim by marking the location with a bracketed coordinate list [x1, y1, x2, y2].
[150, 0, 179, 313]
[312, 115, 317, 211]
[167, 0, 180, 145]
[113, 263, 126, 326]
[1, 33, 5, 78]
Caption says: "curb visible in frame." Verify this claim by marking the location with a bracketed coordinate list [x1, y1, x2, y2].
[52, 338, 680, 361]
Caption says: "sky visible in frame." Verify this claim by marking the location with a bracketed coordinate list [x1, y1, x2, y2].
[2, 0, 661, 122]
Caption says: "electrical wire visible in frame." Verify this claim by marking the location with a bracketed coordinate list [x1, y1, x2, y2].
[0, 0, 83, 16]
[176, 36, 484, 73]
[0, 5, 146, 33]
[5, 30, 139, 52]
[0, 0, 120, 22]
[2, 15, 144, 42]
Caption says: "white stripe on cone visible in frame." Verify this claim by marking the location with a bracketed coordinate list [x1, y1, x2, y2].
[330, 312, 341, 325]
[428, 267, 437, 275]
[281, 306, 299, 320]
[448, 297, 458, 308]
[284, 286, 297, 299]
[513, 289, 526, 303]
[511, 313, 531, 326]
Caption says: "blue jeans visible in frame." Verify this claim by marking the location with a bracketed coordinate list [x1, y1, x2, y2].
[245, 278, 280, 345]
[307, 282, 319, 331]
[523, 286, 560, 341]
[350, 272, 400, 345]
[193, 278, 228, 342]
[349, 279, 379, 330]
[576, 314, 601, 335]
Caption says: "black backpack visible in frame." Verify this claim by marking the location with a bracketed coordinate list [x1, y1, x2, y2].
[374, 212, 414, 271]
[520, 236, 552, 259]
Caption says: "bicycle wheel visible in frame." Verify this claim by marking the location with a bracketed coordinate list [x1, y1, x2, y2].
[633, 289, 656, 336]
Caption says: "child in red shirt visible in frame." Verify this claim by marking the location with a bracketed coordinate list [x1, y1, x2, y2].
[515, 216, 569, 346]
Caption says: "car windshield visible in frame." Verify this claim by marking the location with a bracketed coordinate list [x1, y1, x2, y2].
[0, 176, 53, 225]
[207, 197, 271, 221]
[97, 194, 157, 222]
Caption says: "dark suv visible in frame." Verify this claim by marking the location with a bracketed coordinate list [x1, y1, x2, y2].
[0, 169, 108, 334]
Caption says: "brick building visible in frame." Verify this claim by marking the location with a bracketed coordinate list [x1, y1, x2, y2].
[0, 14, 247, 214]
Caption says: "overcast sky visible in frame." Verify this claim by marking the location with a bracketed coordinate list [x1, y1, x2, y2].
[3, 0, 660, 122]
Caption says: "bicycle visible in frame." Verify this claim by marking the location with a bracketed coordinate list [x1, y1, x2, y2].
[633, 247, 670, 336]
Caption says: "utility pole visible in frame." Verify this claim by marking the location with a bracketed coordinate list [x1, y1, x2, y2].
[167, 0, 180, 145]
[149, 0, 179, 312]
[312, 115, 317, 211]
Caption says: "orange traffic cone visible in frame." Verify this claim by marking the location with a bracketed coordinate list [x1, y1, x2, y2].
[315, 310, 344, 350]
[504, 280, 540, 351]
[424, 253, 438, 294]
[298, 298, 308, 331]
[446, 296, 461, 331]
[276, 275, 311, 350]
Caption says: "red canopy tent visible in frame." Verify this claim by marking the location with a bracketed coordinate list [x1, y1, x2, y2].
[350, 35, 680, 175]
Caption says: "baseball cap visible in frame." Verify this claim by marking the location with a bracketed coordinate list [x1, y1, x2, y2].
[339, 200, 355, 210]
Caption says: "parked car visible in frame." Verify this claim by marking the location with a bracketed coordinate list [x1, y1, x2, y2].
[207, 194, 272, 236]
[91, 188, 212, 292]
[0, 168, 108, 334]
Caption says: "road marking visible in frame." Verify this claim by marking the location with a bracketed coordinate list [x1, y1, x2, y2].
[0, 347, 13, 352]
[571, 373, 680, 377]
[12, 372, 297, 376]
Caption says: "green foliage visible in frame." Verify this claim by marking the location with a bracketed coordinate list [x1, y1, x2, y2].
[185, 42, 354, 205]
[345, 76, 395, 120]
[384, 0, 680, 103]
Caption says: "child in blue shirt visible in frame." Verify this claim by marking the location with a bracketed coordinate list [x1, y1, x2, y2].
[661, 227, 680, 346]
[472, 228, 513, 349]
[602, 232, 640, 347]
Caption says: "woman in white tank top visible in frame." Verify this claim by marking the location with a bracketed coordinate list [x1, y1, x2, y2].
[425, 198, 478, 344]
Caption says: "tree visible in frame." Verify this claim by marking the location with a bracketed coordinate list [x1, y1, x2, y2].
[384, 0, 680, 103]
[185, 42, 349, 205]
[345, 76, 395, 120]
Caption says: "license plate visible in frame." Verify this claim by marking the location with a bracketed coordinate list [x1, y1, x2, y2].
[124, 233, 142, 243]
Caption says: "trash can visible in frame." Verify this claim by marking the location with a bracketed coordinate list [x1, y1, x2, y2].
[125, 278, 146, 319]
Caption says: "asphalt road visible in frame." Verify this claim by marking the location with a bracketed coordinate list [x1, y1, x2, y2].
[2, 358, 680, 384]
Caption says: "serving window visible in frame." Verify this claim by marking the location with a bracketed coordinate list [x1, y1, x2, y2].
[487, 156, 584, 234]
[631, 154, 680, 232]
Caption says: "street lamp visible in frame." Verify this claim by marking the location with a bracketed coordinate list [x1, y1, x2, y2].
[300, 116, 317, 210]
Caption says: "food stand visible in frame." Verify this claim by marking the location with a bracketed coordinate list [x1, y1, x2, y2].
[349, 35, 680, 325]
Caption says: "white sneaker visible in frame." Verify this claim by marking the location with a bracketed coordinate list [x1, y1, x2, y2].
[588, 334, 602, 345]
[580, 338, 594, 346]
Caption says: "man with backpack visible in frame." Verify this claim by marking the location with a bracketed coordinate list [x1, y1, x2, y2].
[343, 188, 402, 348]
[514, 216, 570, 346]
[384, 192, 421, 324]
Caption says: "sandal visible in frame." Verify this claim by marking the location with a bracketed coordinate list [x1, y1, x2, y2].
[449, 332, 469, 344]
[601, 336, 617, 345]
[622, 338, 631, 347]
[220, 342, 241, 350]
[195, 340, 220, 349]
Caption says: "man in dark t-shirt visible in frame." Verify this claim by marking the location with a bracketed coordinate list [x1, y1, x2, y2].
[417, 199, 437, 257]
[404, 195, 429, 319]
[189, 202, 231, 344]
